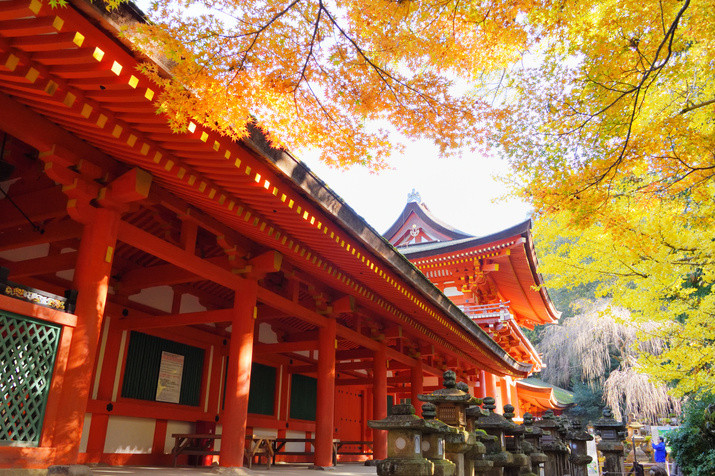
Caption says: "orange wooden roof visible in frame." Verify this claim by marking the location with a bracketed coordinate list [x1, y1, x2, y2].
[516, 379, 572, 415]
[0, 0, 533, 377]
[403, 220, 560, 328]
[384, 201, 472, 246]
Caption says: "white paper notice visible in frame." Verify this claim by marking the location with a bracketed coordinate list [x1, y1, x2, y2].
[156, 351, 184, 403]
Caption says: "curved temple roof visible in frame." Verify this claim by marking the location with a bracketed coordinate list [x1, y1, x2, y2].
[384, 201, 473, 246]
[0, 0, 532, 377]
[516, 379, 573, 415]
[385, 201, 560, 328]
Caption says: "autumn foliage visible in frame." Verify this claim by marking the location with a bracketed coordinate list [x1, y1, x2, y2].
[505, 0, 715, 396]
[97, 0, 714, 395]
[121, 0, 549, 169]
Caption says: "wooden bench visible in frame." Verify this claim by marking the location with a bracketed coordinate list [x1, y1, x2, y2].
[271, 438, 338, 466]
[245, 435, 275, 469]
[335, 440, 374, 457]
[171, 433, 221, 467]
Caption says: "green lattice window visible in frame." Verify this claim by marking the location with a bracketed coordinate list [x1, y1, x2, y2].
[289, 374, 317, 421]
[248, 363, 277, 416]
[121, 331, 204, 406]
[0, 311, 61, 444]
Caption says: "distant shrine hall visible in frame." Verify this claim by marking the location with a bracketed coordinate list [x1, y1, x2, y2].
[0, 0, 567, 470]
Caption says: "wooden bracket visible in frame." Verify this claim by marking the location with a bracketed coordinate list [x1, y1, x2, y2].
[332, 295, 356, 314]
[233, 250, 282, 279]
[41, 144, 152, 221]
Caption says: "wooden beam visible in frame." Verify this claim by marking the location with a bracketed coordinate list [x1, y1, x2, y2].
[283, 351, 316, 365]
[283, 330, 320, 342]
[150, 187, 254, 256]
[118, 256, 231, 294]
[481, 260, 499, 273]
[119, 263, 198, 293]
[3, 251, 77, 278]
[253, 340, 319, 355]
[115, 308, 234, 330]
[104, 302, 224, 347]
[39, 144, 103, 180]
[288, 364, 317, 374]
[336, 349, 374, 360]
[255, 286, 327, 328]
[335, 361, 374, 371]
[0, 186, 68, 228]
[117, 221, 244, 291]
[173, 283, 233, 311]
[116, 211, 483, 376]
[0, 91, 118, 174]
[0, 220, 82, 251]
[335, 374, 412, 386]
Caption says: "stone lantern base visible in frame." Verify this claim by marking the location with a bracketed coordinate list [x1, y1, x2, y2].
[474, 458, 494, 474]
[432, 458, 456, 476]
[377, 458, 434, 476]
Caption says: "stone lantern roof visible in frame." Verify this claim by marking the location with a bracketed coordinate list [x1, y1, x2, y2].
[418, 371, 481, 405]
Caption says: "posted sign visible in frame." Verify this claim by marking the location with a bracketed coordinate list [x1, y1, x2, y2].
[156, 351, 184, 403]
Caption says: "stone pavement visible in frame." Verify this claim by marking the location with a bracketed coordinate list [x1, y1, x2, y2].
[89, 463, 377, 476]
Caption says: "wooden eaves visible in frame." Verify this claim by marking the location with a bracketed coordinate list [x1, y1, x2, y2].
[0, 0, 531, 377]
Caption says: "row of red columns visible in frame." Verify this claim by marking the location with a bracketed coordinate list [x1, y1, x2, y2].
[44, 203, 390, 468]
[43, 206, 517, 467]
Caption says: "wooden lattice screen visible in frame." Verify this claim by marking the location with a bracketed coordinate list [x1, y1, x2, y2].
[0, 311, 61, 444]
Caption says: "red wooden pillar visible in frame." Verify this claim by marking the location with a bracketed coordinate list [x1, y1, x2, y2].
[52, 208, 120, 463]
[476, 370, 487, 399]
[501, 377, 512, 407]
[372, 346, 387, 460]
[410, 361, 423, 417]
[315, 317, 336, 467]
[484, 372, 497, 399]
[220, 279, 258, 467]
[509, 379, 522, 418]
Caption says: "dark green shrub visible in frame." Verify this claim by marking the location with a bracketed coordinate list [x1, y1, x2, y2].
[668, 392, 715, 475]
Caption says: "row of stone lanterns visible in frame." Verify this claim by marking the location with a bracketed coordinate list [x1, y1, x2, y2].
[369, 370, 628, 476]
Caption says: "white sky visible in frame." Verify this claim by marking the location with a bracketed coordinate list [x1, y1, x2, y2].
[297, 141, 533, 238]
[131, 0, 533, 237]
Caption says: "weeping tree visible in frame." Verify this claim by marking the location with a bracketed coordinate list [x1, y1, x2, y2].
[539, 299, 681, 422]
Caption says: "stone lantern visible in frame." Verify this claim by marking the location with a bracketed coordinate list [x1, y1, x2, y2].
[534, 410, 563, 476]
[501, 404, 534, 476]
[566, 420, 593, 476]
[368, 403, 434, 476]
[466, 405, 495, 476]
[473, 396, 514, 476]
[555, 416, 571, 475]
[419, 371, 481, 476]
[625, 420, 649, 467]
[521, 413, 548, 475]
[593, 408, 627, 476]
[419, 371, 477, 428]
[421, 403, 457, 476]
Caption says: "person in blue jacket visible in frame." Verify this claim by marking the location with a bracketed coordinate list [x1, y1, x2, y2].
[652, 436, 667, 467]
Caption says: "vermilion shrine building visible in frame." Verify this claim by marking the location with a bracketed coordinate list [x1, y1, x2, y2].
[0, 0, 560, 470]
[384, 197, 566, 415]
